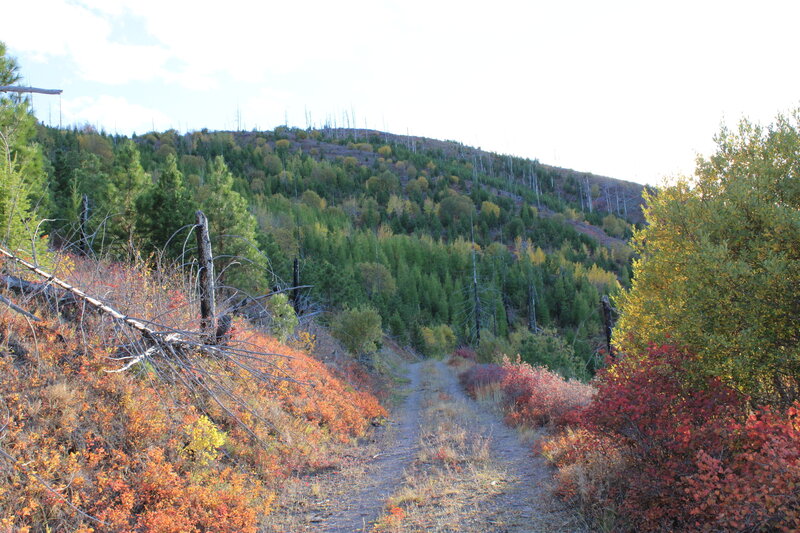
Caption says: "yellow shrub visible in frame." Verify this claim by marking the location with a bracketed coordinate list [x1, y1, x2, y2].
[181, 415, 227, 466]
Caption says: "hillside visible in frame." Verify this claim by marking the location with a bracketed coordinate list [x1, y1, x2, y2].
[310, 128, 648, 224]
[29, 122, 643, 377]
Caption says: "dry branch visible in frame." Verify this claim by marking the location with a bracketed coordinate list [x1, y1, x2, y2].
[0, 248, 155, 334]
[0, 245, 290, 359]
[0, 293, 40, 321]
[1, 274, 77, 305]
[0, 245, 309, 451]
[0, 85, 62, 95]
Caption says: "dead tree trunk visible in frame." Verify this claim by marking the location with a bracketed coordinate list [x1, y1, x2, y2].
[472, 243, 481, 342]
[195, 211, 216, 340]
[79, 194, 90, 256]
[600, 295, 615, 359]
[528, 283, 537, 332]
[291, 257, 300, 310]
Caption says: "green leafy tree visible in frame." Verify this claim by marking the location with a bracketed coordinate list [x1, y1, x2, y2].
[365, 171, 399, 205]
[0, 42, 48, 260]
[615, 110, 800, 405]
[357, 262, 396, 299]
[420, 324, 456, 358]
[475, 329, 512, 363]
[108, 140, 149, 254]
[331, 305, 382, 357]
[512, 327, 587, 380]
[438, 193, 474, 229]
[267, 293, 298, 342]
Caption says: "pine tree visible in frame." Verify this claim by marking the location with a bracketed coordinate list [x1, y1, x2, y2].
[0, 42, 48, 261]
[136, 153, 196, 257]
[198, 156, 267, 293]
[109, 140, 149, 255]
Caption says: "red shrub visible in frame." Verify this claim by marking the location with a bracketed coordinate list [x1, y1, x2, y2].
[546, 344, 800, 531]
[452, 346, 477, 361]
[500, 358, 595, 427]
[459, 363, 507, 396]
[686, 405, 800, 531]
[569, 345, 746, 529]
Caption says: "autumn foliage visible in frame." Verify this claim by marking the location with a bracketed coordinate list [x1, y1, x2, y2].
[459, 344, 800, 531]
[0, 254, 385, 532]
[540, 344, 800, 532]
[459, 358, 594, 427]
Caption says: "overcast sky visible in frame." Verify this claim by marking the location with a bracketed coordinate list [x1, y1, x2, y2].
[2, 0, 798, 185]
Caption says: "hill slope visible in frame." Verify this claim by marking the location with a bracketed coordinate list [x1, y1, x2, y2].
[33, 123, 642, 374]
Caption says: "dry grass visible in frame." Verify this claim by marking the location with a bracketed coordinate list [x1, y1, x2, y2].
[372, 362, 512, 532]
[260, 439, 382, 531]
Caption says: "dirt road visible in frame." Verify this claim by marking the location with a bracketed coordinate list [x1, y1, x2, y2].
[265, 360, 584, 532]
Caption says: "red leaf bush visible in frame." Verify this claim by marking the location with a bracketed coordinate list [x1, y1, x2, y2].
[541, 344, 800, 531]
[460, 359, 594, 427]
[499, 358, 595, 427]
[459, 363, 507, 396]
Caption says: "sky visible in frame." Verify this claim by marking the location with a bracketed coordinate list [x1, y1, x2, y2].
[2, 0, 798, 186]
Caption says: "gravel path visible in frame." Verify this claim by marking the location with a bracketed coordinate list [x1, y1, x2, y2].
[317, 362, 425, 532]
[434, 361, 585, 532]
[266, 360, 584, 532]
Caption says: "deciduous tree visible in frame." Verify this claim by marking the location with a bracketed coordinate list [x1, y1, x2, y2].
[615, 110, 800, 405]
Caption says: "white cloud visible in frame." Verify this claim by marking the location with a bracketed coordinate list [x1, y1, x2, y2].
[0, 0, 172, 85]
[61, 95, 173, 133]
[3, 0, 800, 184]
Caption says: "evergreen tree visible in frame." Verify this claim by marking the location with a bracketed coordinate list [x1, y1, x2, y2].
[0, 42, 48, 261]
[109, 140, 149, 255]
[198, 156, 267, 293]
[136, 153, 196, 257]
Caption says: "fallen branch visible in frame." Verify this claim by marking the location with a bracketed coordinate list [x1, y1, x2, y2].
[0, 245, 306, 449]
[0, 85, 62, 95]
[0, 294, 40, 321]
[0, 247, 156, 336]
[0, 274, 76, 306]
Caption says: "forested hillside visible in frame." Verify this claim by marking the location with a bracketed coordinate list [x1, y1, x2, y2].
[33, 123, 643, 376]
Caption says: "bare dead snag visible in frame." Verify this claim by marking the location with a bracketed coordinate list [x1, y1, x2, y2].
[195, 210, 217, 340]
[291, 257, 300, 310]
[600, 295, 615, 360]
[79, 194, 90, 256]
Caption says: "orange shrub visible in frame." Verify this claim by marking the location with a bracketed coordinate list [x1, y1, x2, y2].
[0, 253, 386, 531]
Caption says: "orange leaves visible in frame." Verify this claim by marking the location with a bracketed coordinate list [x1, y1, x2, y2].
[373, 505, 406, 531]
[240, 328, 386, 441]
[0, 252, 387, 531]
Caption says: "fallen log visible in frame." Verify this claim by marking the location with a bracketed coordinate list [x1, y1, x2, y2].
[0, 274, 77, 306]
[0, 245, 304, 449]
[0, 246, 292, 363]
[0, 294, 41, 322]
